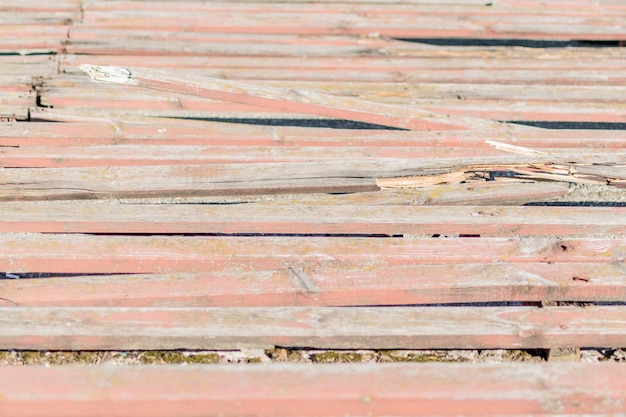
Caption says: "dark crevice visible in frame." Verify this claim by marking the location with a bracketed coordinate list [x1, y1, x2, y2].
[164, 117, 404, 130]
[524, 201, 626, 207]
[0, 272, 110, 279]
[0, 51, 58, 56]
[82, 233, 404, 238]
[507, 121, 626, 130]
[395, 38, 624, 48]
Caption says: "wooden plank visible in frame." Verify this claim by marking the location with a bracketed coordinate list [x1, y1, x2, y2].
[1, 262, 624, 307]
[0, 144, 614, 167]
[289, 182, 570, 206]
[0, 234, 621, 274]
[0, 203, 623, 236]
[0, 155, 621, 200]
[0, 26, 69, 53]
[1, 120, 623, 148]
[1, 306, 626, 349]
[80, 64, 500, 131]
[80, 0, 626, 16]
[2, 363, 626, 417]
[62, 51, 626, 75]
[77, 3, 626, 40]
[39, 82, 626, 122]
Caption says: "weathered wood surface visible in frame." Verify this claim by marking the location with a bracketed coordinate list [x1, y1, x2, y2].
[1, 0, 626, 369]
[1, 262, 623, 307]
[76, 1, 626, 40]
[3, 120, 624, 148]
[0, 234, 622, 273]
[81, 65, 500, 131]
[2, 363, 625, 417]
[0, 306, 625, 350]
[0, 155, 623, 200]
[0, 203, 622, 236]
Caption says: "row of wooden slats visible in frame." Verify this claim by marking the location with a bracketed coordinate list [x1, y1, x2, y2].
[1, 363, 625, 417]
[1, 0, 626, 415]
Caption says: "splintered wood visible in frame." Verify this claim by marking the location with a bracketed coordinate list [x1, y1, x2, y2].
[1, 0, 626, 415]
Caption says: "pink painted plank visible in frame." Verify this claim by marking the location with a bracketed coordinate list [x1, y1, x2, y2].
[0, 26, 69, 53]
[81, 0, 626, 15]
[0, 235, 621, 274]
[0, 262, 623, 307]
[0, 306, 626, 349]
[2, 363, 626, 417]
[0, 144, 576, 167]
[62, 51, 626, 74]
[40, 83, 626, 122]
[1, 121, 623, 148]
[77, 4, 626, 40]
[80, 65, 495, 131]
[0, 203, 623, 236]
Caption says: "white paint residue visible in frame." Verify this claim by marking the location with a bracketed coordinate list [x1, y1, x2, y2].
[485, 140, 551, 156]
[78, 64, 139, 86]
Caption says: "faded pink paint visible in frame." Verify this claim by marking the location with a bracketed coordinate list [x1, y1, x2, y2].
[1, 363, 626, 416]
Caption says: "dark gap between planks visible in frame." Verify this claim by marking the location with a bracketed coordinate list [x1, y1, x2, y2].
[163, 117, 405, 130]
[508, 121, 626, 130]
[394, 38, 624, 48]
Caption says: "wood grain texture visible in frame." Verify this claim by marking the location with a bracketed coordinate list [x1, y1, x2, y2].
[0, 306, 625, 349]
[77, 1, 626, 40]
[0, 235, 622, 274]
[0, 203, 622, 236]
[2, 363, 626, 417]
[0, 262, 623, 307]
[0, 153, 622, 200]
[80, 65, 497, 131]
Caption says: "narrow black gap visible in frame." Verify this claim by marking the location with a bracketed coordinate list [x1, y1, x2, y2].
[0, 51, 58, 56]
[84, 233, 404, 238]
[362, 302, 526, 307]
[394, 38, 623, 48]
[524, 202, 626, 207]
[507, 121, 626, 130]
[0, 272, 110, 279]
[164, 117, 405, 130]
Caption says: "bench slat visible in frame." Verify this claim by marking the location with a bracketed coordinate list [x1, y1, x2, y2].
[1, 363, 626, 417]
[0, 306, 625, 349]
[1, 262, 623, 307]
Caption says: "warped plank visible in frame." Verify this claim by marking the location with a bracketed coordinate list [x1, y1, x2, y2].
[289, 182, 570, 206]
[80, 65, 498, 131]
[0, 203, 623, 236]
[39, 80, 626, 122]
[0, 235, 621, 274]
[0, 156, 621, 200]
[2, 363, 626, 417]
[1, 262, 624, 307]
[1, 306, 626, 349]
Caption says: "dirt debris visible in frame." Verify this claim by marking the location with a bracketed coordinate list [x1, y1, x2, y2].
[5, 348, 626, 366]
